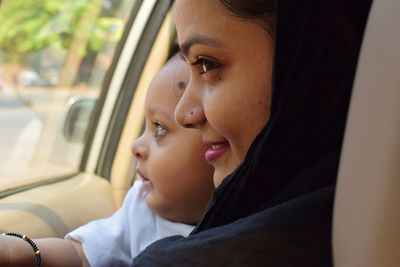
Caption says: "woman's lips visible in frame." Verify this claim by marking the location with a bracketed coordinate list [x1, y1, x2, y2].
[204, 141, 229, 162]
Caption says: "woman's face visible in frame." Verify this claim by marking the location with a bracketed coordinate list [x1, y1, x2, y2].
[174, 0, 274, 186]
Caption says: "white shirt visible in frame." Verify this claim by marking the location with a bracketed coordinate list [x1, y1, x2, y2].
[66, 180, 194, 267]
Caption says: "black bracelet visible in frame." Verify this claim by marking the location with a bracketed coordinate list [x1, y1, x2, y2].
[2, 232, 41, 267]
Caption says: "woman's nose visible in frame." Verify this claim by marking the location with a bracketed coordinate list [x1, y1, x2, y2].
[131, 136, 148, 160]
[175, 88, 206, 128]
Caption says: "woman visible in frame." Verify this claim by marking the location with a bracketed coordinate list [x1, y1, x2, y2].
[132, 0, 373, 266]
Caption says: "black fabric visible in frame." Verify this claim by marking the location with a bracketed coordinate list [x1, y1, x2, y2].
[132, 0, 372, 266]
[133, 187, 334, 267]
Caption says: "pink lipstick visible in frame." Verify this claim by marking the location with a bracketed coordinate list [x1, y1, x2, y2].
[204, 141, 229, 162]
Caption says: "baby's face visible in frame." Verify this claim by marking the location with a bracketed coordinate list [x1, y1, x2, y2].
[131, 57, 214, 224]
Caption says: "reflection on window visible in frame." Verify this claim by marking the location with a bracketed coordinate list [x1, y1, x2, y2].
[0, 0, 137, 191]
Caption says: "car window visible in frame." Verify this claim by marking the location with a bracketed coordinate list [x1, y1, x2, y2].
[0, 0, 139, 192]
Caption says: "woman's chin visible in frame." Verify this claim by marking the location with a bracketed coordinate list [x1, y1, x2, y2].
[213, 170, 229, 187]
[213, 160, 242, 187]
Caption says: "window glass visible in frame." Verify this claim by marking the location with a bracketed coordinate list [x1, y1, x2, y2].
[0, 0, 138, 191]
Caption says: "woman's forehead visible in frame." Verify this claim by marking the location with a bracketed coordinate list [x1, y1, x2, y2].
[175, 0, 266, 56]
[175, 0, 228, 40]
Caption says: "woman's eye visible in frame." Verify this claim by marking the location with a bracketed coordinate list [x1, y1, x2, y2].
[153, 122, 167, 139]
[192, 57, 221, 75]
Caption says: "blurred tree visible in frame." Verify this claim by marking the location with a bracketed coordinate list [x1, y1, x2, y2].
[0, 0, 90, 62]
[0, 0, 122, 88]
[57, 0, 103, 87]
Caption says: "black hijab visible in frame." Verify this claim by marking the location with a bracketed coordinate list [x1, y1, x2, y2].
[132, 0, 372, 266]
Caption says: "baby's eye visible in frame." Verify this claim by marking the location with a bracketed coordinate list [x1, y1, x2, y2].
[192, 57, 221, 75]
[153, 122, 167, 139]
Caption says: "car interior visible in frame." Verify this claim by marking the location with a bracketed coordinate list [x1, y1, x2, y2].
[0, 0, 175, 236]
[333, 0, 400, 266]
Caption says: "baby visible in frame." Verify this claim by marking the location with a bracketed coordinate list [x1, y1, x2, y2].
[0, 54, 214, 267]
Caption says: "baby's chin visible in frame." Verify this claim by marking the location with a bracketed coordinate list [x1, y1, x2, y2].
[145, 194, 201, 224]
[145, 194, 173, 219]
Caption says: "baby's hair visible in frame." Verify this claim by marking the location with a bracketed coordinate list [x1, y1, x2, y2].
[167, 43, 181, 60]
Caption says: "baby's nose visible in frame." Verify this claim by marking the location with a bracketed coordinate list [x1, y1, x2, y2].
[131, 137, 148, 160]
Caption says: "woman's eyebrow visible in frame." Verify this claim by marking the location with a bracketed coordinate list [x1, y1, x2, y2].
[180, 34, 222, 57]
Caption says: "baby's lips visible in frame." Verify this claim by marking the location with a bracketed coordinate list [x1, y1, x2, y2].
[136, 169, 150, 182]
